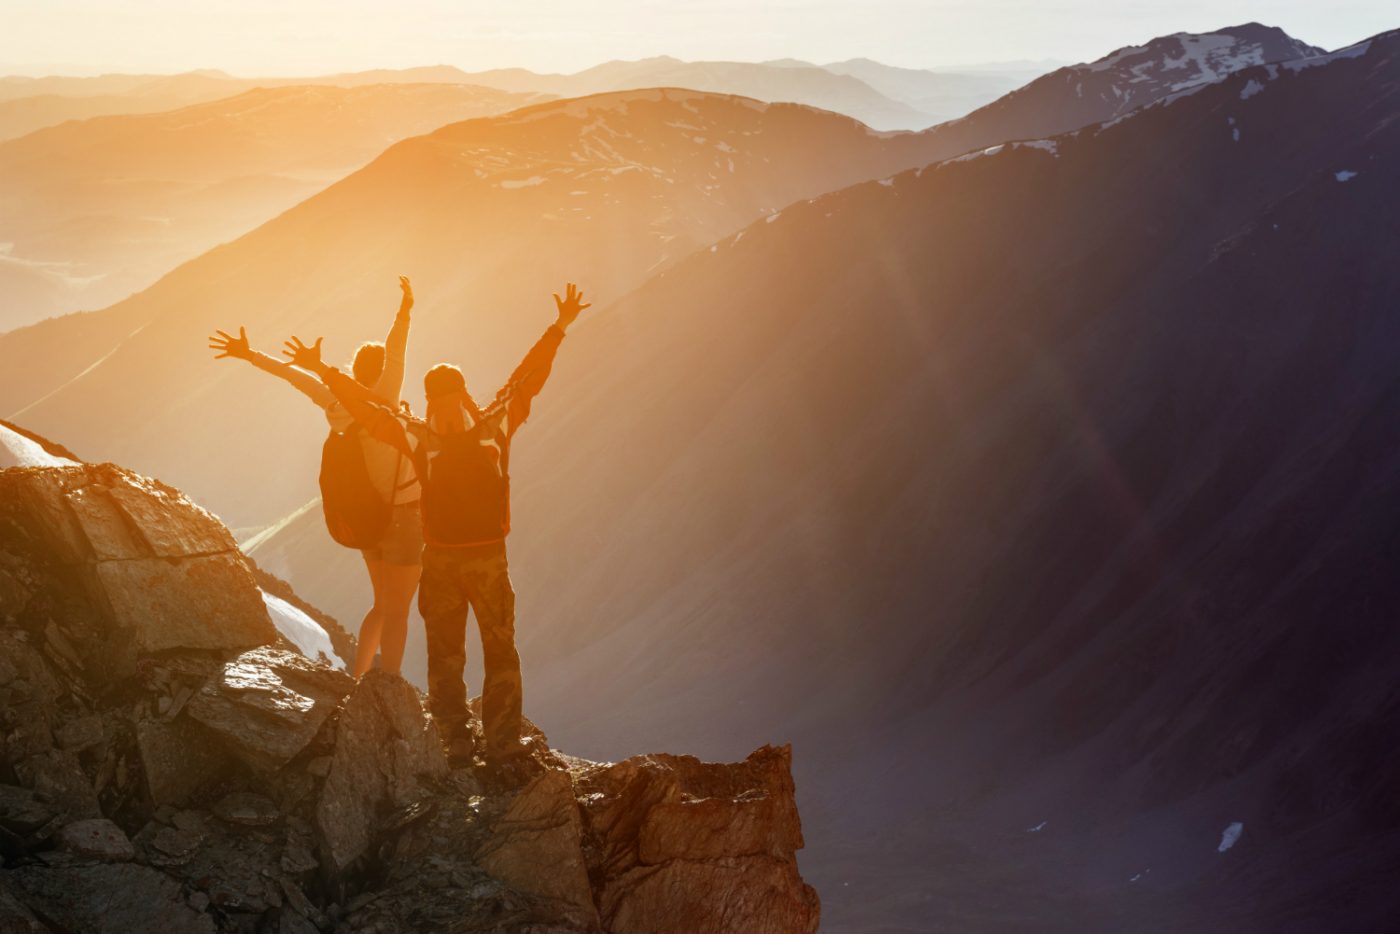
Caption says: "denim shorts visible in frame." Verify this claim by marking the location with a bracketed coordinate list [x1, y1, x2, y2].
[360, 502, 424, 566]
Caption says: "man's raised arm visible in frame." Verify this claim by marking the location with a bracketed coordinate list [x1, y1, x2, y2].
[486, 283, 591, 436]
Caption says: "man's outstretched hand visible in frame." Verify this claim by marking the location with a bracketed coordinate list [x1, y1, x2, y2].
[553, 282, 591, 331]
[399, 275, 413, 312]
[282, 335, 328, 376]
[209, 326, 252, 360]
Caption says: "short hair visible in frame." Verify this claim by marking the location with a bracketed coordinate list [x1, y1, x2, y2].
[352, 342, 386, 387]
[424, 364, 467, 400]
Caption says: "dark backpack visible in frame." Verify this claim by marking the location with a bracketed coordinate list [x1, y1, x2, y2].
[421, 426, 511, 545]
[319, 426, 394, 549]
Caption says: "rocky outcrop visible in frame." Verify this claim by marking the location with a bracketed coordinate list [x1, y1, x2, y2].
[576, 746, 819, 934]
[0, 464, 275, 672]
[0, 457, 820, 931]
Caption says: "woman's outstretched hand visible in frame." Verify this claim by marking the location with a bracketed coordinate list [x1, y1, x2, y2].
[282, 335, 328, 375]
[208, 326, 252, 360]
[553, 282, 591, 330]
[399, 275, 413, 312]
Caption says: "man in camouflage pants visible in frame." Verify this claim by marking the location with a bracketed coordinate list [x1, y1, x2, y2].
[419, 542, 522, 760]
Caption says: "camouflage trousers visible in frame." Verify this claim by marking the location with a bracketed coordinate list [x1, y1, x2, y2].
[418, 542, 523, 760]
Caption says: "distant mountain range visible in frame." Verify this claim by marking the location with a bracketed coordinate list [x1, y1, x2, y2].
[0, 89, 950, 523]
[0, 54, 1050, 145]
[0, 83, 547, 330]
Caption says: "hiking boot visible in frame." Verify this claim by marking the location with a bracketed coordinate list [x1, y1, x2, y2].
[444, 730, 479, 769]
[482, 736, 550, 790]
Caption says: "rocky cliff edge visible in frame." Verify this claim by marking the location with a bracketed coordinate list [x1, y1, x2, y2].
[0, 459, 819, 933]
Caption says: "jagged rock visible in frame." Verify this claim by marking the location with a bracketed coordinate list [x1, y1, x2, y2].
[13, 750, 99, 821]
[186, 646, 352, 772]
[134, 716, 232, 806]
[475, 770, 599, 926]
[7, 862, 215, 933]
[314, 671, 448, 874]
[136, 810, 291, 916]
[0, 466, 276, 663]
[214, 791, 281, 827]
[90, 554, 273, 655]
[0, 786, 54, 836]
[577, 745, 819, 934]
[0, 631, 64, 761]
[137, 823, 203, 867]
[0, 881, 49, 933]
[53, 715, 103, 754]
[55, 818, 135, 862]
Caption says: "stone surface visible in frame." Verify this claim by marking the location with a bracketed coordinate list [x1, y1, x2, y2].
[55, 818, 135, 862]
[0, 882, 49, 933]
[53, 715, 104, 753]
[186, 646, 352, 772]
[314, 670, 448, 873]
[214, 791, 281, 827]
[577, 745, 819, 934]
[135, 716, 232, 807]
[8, 863, 215, 933]
[13, 750, 99, 821]
[0, 785, 54, 835]
[0, 465, 277, 661]
[476, 770, 599, 924]
[91, 553, 273, 655]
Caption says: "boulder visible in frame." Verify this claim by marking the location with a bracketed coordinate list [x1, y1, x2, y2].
[314, 671, 448, 873]
[0, 465, 276, 662]
[55, 818, 135, 862]
[12, 750, 99, 821]
[0, 882, 49, 933]
[186, 647, 352, 773]
[475, 770, 599, 925]
[134, 716, 232, 807]
[213, 791, 281, 827]
[89, 554, 272, 655]
[0, 785, 54, 836]
[577, 745, 819, 934]
[7, 863, 215, 933]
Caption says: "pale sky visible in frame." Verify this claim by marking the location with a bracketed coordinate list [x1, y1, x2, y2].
[2, 1, 1394, 76]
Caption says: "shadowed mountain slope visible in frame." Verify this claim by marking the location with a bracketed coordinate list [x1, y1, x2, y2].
[479, 33, 1395, 932]
[246, 30, 1399, 930]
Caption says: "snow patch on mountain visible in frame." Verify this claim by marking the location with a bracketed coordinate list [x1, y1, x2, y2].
[1217, 822, 1244, 853]
[1283, 40, 1370, 72]
[261, 590, 344, 669]
[0, 424, 80, 468]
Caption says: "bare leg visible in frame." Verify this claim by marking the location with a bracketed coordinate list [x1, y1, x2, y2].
[353, 557, 387, 678]
[375, 562, 421, 676]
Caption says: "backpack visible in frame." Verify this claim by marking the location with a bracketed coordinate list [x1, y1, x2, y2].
[421, 425, 511, 545]
[319, 426, 394, 549]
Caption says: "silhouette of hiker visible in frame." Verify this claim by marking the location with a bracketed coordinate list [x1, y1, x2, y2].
[208, 276, 423, 680]
[282, 284, 591, 779]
